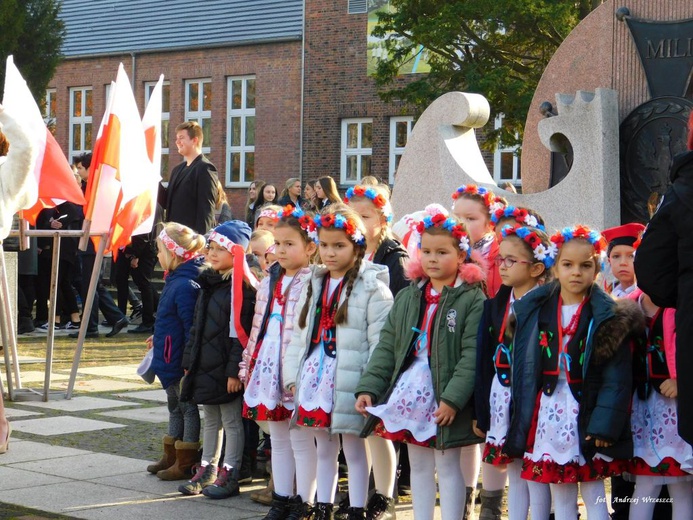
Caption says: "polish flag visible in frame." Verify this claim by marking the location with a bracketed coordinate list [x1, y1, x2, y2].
[84, 63, 151, 255]
[2, 55, 85, 223]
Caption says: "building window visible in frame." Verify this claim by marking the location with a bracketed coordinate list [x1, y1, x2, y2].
[146, 81, 171, 177]
[226, 76, 256, 186]
[348, 0, 367, 14]
[493, 115, 521, 187]
[185, 78, 212, 153]
[44, 89, 57, 135]
[341, 118, 372, 185]
[389, 116, 413, 184]
[69, 87, 93, 162]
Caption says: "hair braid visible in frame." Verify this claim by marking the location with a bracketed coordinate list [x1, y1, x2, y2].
[335, 246, 366, 325]
[298, 280, 314, 329]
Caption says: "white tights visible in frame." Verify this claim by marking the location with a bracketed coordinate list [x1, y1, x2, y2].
[289, 425, 317, 502]
[629, 477, 693, 520]
[481, 462, 507, 491]
[290, 428, 369, 507]
[409, 445, 465, 520]
[526, 479, 552, 520]
[367, 436, 397, 498]
[460, 443, 481, 491]
[268, 421, 295, 497]
[550, 481, 609, 520]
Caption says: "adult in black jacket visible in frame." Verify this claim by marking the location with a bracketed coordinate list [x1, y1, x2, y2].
[161, 121, 218, 235]
[634, 149, 693, 445]
[373, 236, 409, 297]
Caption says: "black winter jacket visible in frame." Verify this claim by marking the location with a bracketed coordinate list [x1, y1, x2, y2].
[372, 237, 409, 297]
[503, 283, 642, 462]
[635, 150, 693, 443]
[182, 267, 256, 405]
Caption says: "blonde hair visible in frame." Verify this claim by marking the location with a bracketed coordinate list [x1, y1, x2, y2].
[214, 177, 228, 210]
[156, 222, 206, 271]
[347, 183, 393, 252]
[250, 229, 274, 249]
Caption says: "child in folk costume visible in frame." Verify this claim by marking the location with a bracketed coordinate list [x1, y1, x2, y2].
[345, 184, 409, 519]
[491, 206, 546, 240]
[179, 220, 258, 499]
[474, 225, 554, 520]
[451, 184, 506, 516]
[283, 204, 393, 520]
[146, 223, 206, 480]
[504, 226, 642, 520]
[239, 206, 317, 520]
[355, 214, 486, 520]
[602, 223, 646, 299]
[628, 290, 693, 520]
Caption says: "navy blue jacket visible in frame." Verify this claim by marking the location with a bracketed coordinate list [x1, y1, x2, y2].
[504, 282, 639, 462]
[151, 257, 204, 388]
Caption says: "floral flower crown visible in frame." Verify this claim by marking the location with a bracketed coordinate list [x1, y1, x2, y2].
[451, 184, 506, 215]
[492, 206, 544, 231]
[343, 185, 393, 222]
[550, 225, 608, 255]
[415, 213, 470, 258]
[158, 230, 202, 261]
[501, 225, 556, 268]
[257, 208, 279, 222]
[277, 205, 319, 242]
[313, 213, 366, 245]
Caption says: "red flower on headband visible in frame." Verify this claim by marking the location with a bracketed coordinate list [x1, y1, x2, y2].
[516, 208, 528, 220]
[552, 233, 566, 247]
[451, 227, 465, 240]
[321, 214, 336, 227]
[373, 194, 387, 207]
[415, 221, 426, 234]
[281, 204, 294, 216]
[574, 225, 590, 239]
[354, 186, 366, 197]
[431, 213, 447, 226]
[526, 233, 540, 249]
[494, 208, 505, 220]
[344, 220, 356, 236]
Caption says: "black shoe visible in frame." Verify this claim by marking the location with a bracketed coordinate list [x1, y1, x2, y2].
[130, 305, 143, 321]
[202, 466, 240, 499]
[106, 317, 129, 338]
[367, 493, 395, 520]
[69, 330, 100, 338]
[101, 320, 113, 327]
[263, 492, 291, 520]
[313, 502, 334, 520]
[17, 317, 35, 334]
[128, 323, 154, 334]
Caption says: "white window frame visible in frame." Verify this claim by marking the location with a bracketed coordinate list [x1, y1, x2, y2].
[389, 116, 413, 184]
[184, 78, 212, 153]
[145, 80, 171, 162]
[493, 114, 521, 187]
[226, 76, 256, 187]
[44, 89, 56, 132]
[340, 118, 373, 185]
[69, 86, 92, 162]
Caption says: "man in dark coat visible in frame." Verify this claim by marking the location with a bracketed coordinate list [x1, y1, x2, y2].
[634, 140, 693, 445]
[160, 121, 218, 235]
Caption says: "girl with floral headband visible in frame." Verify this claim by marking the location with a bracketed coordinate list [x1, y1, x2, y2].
[284, 203, 393, 520]
[240, 205, 318, 520]
[355, 215, 486, 520]
[452, 184, 507, 302]
[474, 224, 554, 520]
[504, 225, 642, 520]
[147, 222, 206, 481]
[491, 206, 546, 239]
[255, 204, 282, 233]
[345, 184, 408, 517]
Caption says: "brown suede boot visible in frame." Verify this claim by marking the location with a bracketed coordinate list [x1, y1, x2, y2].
[157, 440, 201, 481]
[250, 474, 275, 505]
[147, 435, 177, 474]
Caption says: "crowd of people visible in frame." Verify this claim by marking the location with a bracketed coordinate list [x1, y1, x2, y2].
[2, 113, 692, 520]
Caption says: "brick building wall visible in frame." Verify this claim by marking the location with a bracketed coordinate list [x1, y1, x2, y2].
[49, 41, 303, 214]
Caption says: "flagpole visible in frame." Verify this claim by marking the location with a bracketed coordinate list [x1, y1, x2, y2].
[42, 232, 62, 401]
[0, 242, 18, 400]
[66, 232, 108, 399]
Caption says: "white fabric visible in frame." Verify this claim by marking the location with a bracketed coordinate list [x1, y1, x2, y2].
[612, 283, 636, 299]
[550, 481, 609, 520]
[297, 348, 336, 414]
[527, 479, 552, 520]
[486, 375, 512, 448]
[461, 444, 481, 492]
[508, 460, 533, 520]
[342, 434, 370, 508]
[630, 478, 693, 520]
[311, 428, 340, 503]
[631, 390, 693, 474]
[289, 425, 318, 502]
[284, 262, 394, 435]
[268, 420, 295, 497]
[481, 462, 507, 492]
[409, 445, 465, 520]
[367, 436, 397, 498]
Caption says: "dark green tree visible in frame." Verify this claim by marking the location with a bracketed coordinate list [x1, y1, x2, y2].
[0, 0, 66, 102]
[372, 0, 604, 148]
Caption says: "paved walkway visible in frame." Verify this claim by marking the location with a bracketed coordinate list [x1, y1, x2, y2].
[1, 360, 425, 520]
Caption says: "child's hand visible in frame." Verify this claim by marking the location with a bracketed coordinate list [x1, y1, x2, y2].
[472, 419, 485, 439]
[660, 378, 678, 398]
[434, 402, 457, 426]
[145, 335, 153, 350]
[288, 385, 296, 396]
[355, 395, 373, 417]
[585, 435, 613, 448]
[227, 377, 242, 393]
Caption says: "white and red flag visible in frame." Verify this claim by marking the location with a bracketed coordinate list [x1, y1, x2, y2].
[2, 55, 86, 223]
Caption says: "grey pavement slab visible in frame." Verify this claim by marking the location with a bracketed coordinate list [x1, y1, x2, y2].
[4, 407, 43, 419]
[11, 416, 126, 436]
[98, 406, 169, 424]
[16, 452, 145, 480]
[16, 396, 139, 412]
[0, 355, 45, 364]
[0, 439, 92, 464]
[76, 365, 142, 380]
[52, 379, 148, 392]
[114, 389, 167, 403]
[0, 480, 152, 516]
[16, 370, 69, 383]
[0, 465, 71, 491]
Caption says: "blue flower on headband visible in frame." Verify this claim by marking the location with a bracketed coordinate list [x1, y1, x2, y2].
[502, 224, 556, 268]
[344, 185, 393, 223]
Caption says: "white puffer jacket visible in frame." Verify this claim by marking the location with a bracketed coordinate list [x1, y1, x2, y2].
[239, 264, 312, 404]
[0, 109, 36, 240]
[284, 260, 393, 435]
